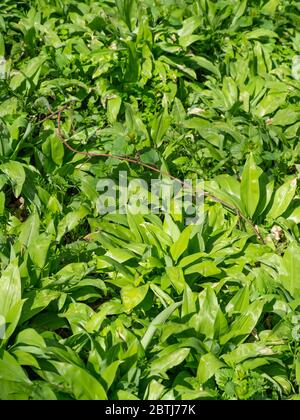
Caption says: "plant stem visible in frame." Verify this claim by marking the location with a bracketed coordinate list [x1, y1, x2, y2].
[55, 107, 265, 244]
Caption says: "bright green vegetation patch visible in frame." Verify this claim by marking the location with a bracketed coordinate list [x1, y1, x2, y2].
[1, 0, 300, 400]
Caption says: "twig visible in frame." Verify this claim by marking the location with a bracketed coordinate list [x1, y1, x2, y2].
[54, 107, 265, 244]
[57, 109, 192, 188]
[35, 103, 71, 125]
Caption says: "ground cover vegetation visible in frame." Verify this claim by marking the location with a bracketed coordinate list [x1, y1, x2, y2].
[1, 0, 300, 400]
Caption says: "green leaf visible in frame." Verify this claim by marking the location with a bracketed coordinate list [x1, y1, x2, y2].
[222, 343, 273, 366]
[19, 212, 40, 250]
[185, 261, 221, 277]
[0, 350, 31, 384]
[42, 134, 64, 166]
[16, 328, 46, 348]
[145, 379, 165, 400]
[150, 347, 190, 375]
[197, 287, 227, 340]
[166, 267, 185, 293]
[197, 353, 226, 384]
[267, 178, 297, 220]
[170, 225, 192, 262]
[121, 284, 149, 312]
[182, 284, 196, 317]
[53, 362, 107, 400]
[279, 242, 300, 298]
[225, 286, 250, 316]
[57, 206, 90, 241]
[141, 302, 181, 350]
[255, 92, 288, 117]
[151, 109, 170, 147]
[178, 16, 202, 38]
[0, 191, 5, 216]
[28, 234, 51, 269]
[0, 161, 25, 197]
[240, 153, 262, 218]
[272, 108, 300, 126]
[107, 95, 122, 124]
[101, 361, 122, 391]
[140, 149, 160, 165]
[246, 28, 279, 39]
[0, 258, 21, 321]
[117, 390, 139, 400]
[220, 300, 265, 345]
[3, 300, 25, 342]
[191, 56, 221, 78]
[20, 290, 60, 323]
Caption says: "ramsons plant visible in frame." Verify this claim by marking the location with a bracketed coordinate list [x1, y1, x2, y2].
[0, 0, 300, 400]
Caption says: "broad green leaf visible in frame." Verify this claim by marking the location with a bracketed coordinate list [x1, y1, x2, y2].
[163, 214, 180, 241]
[279, 242, 300, 298]
[20, 290, 60, 323]
[261, 0, 280, 15]
[272, 108, 300, 126]
[170, 225, 192, 262]
[53, 362, 107, 400]
[140, 149, 160, 165]
[179, 252, 207, 268]
[185, 260, 221, 277]
[215, 175, 243, 210]
[240, 153, 262, 218]
[0, 161, 25, 197]
[287, 205, 300, 224]
[57, 206, 89, 241]
[19, 212, 40, 249]
[246, 28, 279, 39]
[107, 95, 121, 124]
[178, 16, 202, 38]
[197, 353, 226, 384]
[222, 343, 273, 366]
[182, 284, 196, 317]
[220, 300, 265, 345]
[231, 0, 247, 26]
[145, 379, 165, 400]
[151, 109, 170, 147]
[222, 76, 238, 108]
[0, 33, 5, 57]
[255, 177, 274, 217]
[28, 234, 51, 269]
[22, 54, 47, 79]
[117, 390, 139, 400]
[150, 347, 190, 374]
[255, 92, 288, 117]
[121, 284, 149, 312]
[42, 134, 64, 166]
[0, 258, 21, 320]
[141, 302, 181, 350]
[191, 56, 221, 78]
[101, 361, 122, 391]
[16, 328, 46, 348]
[166, 267, 185, 293]
[205, 180, 242, 212]
[61, 302, 94, 334]
[106, 248, 136, 263]
[3, 300, 25, 342]
[0, 350, 31, 384]
[225, 286, 249, 316]
[197, 287, 227, 340]
[296, 354, 300, 389]
[267, 178, 297, 220]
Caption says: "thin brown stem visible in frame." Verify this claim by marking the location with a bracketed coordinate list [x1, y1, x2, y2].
[54, 107, 265, 244]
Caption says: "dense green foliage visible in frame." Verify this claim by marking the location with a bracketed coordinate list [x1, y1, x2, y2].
[1, 0, 300, 400]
